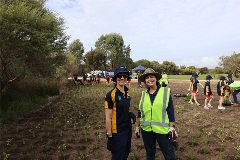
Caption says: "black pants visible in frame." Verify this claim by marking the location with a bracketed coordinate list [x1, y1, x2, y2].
[141, 129, 176, 160]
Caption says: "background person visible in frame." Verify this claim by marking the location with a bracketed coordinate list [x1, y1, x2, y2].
[160, 72, 169, 87]
[203, 75, 213, 109]
[137, 71, 142, 88]
[188, 72, 204, 106]
[103, 66, 136, 160]
[229, 81, 240, 107]
[127, 76, 131, 88]
[217, 76, 227, 110]
[106, 73, 110, 86]
[226, 73, 234, 104]
[135, 68, 177, 160]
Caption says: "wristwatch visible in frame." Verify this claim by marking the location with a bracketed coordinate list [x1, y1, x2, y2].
[106, 133, 112, 137]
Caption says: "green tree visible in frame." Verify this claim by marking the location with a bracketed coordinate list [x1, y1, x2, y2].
[134, 59, 152, 69]
[199, 67, 209, 75]
[95, 33, 132, 71]
[150, 61, 161, 73]
[210, 67, 224, 75]
[0, 0, 69, 93]
[219, 52, 240, 77]
[161, 61, 178, 74]
[181, 68, 198, 75]
[68, 39, 84, 64]
[84, 49, 105, 71]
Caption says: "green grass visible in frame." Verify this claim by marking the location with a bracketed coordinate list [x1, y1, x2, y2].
[0, 78, 60, 123]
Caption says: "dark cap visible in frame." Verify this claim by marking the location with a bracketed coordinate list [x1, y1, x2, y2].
[113, 66, 129, 82]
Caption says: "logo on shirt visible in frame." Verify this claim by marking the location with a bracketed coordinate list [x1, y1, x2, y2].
[118, 96, 122, 101]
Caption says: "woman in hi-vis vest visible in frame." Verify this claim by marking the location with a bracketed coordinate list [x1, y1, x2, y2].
[135, 68, 177, 160]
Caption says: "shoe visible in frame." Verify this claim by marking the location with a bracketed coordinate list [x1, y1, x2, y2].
[233, 103, 239, 107]
[218, 106, 226, 110]
[188, 101, 194, 104]
[207, 104, 213, 108]
[204, 105, 209, 109]
[195, 102, 201, 106]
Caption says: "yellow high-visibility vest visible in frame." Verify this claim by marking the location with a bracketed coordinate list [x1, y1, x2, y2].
[139, 87, 170, 134]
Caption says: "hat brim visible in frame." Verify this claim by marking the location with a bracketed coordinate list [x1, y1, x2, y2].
[139, 73, 162, 82]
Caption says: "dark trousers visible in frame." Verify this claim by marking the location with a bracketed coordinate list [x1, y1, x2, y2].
[232, 90, 240, 104]
[141, 129, 176, 160]
[111, 127, 132, 160]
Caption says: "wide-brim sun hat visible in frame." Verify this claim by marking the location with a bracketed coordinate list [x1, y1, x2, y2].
[139, 68, 162, 82]
[113, 66, 129, 82]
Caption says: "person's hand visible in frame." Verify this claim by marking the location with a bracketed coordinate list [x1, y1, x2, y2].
[168, 127, 178, 139]
[107, 137, 116, 152]
[135, 127, 140, 138]
[188, 88, 190, 92]
[129, 112, 136, 124]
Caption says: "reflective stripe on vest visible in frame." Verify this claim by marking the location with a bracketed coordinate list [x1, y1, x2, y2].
[139, 87, 170, 130]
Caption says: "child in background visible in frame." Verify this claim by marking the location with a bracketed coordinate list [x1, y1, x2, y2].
[188, 73, 204, 106]
[217, 76, 227, 110]
[97, 74, 101, 84]
[137, 72, 142, 88]
[203, 75, 213, 109]
[127, 76, 131, 88]
[106, 73, 110, 86]
[226, 73, 234, 104]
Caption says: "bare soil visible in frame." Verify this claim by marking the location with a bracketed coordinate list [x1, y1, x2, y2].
[1, 79, 240, 160]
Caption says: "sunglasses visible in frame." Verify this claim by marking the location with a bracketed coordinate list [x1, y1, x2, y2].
[116, 74, 128, 78]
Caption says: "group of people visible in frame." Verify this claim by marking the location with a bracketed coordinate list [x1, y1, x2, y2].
[73, 73, 101, 85]
[104, 66, 177, 160]
[103, 66, 240, 160]
[188, 73, 240, 110]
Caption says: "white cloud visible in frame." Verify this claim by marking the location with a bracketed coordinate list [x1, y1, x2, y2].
[45, 0, 240, 68]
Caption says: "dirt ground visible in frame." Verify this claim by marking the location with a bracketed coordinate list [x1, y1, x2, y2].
[1, 79, 240, 160]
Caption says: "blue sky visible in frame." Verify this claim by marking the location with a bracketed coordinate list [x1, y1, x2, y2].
[45, 0, 240, 69]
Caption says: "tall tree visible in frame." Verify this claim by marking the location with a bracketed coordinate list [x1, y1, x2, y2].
[219, 52, 240, 77]
[161, 61, 178, 74]
[68, 39, 84, 65]
[199, 67, 209, 75]
[150, 61, 161, 73]
[0, 0, 69, 93]
[95, 33, 132, 70]
[134, 59, 152, 69]
[84, 49, 105, 71]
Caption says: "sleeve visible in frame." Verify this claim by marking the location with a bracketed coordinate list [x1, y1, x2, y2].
[103, 91, 113, 109]
[167, 95, 175, 122]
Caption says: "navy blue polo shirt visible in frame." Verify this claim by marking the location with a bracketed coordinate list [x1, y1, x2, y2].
[191, 79, 199, 91]
[204, 81, 212, 95]
[104, 86, 131, 133]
